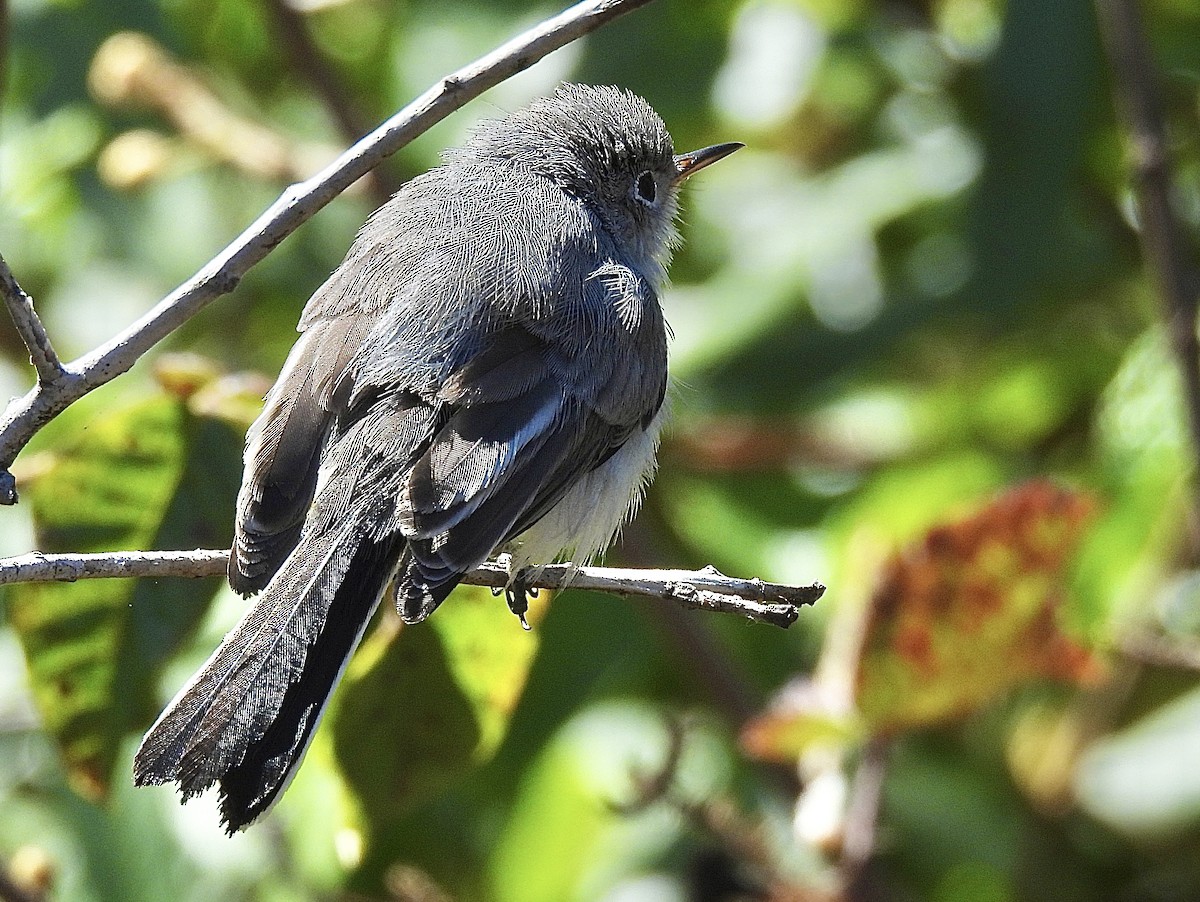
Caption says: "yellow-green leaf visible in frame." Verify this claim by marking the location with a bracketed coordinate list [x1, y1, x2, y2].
[7, 381, 249, 800]
[332, 585, 544, 828]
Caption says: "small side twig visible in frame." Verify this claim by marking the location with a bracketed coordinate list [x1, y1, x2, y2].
[614, 715, 807, 899]
[611, 713, 689, 815]
[0, 548, 821, 628]
[0, 254, 64, 385]
[0, 0, 653, 505]
[261, 0, 395, 204]
[839, 736, 891, 899]
[1117, 628, 1200, 671]
[1095, 0, 1200, 550]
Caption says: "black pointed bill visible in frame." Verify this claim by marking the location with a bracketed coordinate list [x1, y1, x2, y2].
[672, 142, 744, 183]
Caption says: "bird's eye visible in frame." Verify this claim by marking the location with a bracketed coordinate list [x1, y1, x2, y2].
[635, 171, 657, 205]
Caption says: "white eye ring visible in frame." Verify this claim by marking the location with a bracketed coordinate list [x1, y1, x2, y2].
[634, 170, 657, 206]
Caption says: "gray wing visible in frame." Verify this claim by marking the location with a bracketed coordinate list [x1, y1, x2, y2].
[395, 318, 667, 621]
[228, 165, 494, 593]
[229, 313, 375, 594]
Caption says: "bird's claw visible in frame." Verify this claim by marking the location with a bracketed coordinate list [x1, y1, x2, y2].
[506, 569, 534, 631]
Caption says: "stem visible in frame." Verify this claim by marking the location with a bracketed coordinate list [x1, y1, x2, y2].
[1095, 0, 1200, 550]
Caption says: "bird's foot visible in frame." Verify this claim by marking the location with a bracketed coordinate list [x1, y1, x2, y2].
[505, 568, 538, 631]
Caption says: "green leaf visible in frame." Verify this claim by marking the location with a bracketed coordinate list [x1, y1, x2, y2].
[7, 383, 248, 800]
[332, 585, 542, 829]
[487, 702, 688, 902]
[1074, 328, 1191, 634]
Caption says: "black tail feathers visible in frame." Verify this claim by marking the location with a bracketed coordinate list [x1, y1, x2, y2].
[134, 533, 402, 832]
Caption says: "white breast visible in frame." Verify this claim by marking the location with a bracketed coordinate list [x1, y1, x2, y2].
[505, 406, 666, 575]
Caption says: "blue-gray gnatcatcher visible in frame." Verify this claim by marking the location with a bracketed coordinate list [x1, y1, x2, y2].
[133, 83, 740, 831]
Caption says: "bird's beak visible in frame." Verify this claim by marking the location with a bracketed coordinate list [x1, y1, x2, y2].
[672, 142, 744, 184]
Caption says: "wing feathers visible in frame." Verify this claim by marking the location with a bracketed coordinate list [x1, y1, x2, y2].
[231, 315, 374, 594]
[406, 378, 561, 537]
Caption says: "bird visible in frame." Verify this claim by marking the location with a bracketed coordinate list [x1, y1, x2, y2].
[133, 83, 741, 832]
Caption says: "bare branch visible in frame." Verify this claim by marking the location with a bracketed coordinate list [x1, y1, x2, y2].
[471, 560, 821, 628]
[1095, 0, 1200, 550]
[0, 0, 653, 505]
[0, 548, 821, 628]
[0, 253, 65, 385]
[0, 548, 229, 583]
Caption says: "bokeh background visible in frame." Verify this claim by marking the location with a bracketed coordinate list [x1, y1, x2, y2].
[5, 0, 1200, 899]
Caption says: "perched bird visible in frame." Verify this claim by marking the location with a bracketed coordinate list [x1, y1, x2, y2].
[133, 83, 741, 831]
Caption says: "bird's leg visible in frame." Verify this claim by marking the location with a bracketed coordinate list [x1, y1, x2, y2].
[489, 553, 536, 629]
[505, 568, 537, 631]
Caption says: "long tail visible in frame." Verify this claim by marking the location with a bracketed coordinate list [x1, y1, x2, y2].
[133, 525, 402, 832]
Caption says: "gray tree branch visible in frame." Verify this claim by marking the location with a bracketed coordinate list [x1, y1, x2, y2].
[0, 0, 652, 505]
[0, 549, 822, 629]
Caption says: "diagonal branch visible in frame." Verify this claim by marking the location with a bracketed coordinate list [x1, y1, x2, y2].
[0, 0, 653, 506]
[1095, 0, 1200, 548]
[0, 548, 822, 629]
[0, 254, 65, 385]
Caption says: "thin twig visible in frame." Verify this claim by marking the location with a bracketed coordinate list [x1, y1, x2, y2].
[1117, 628, 1200, 671]
[839, 736, 891, 899]
[0, 254, 65, 385]
[261, 0, 394, 204]
[612, 715, 791, 895]
[610, 712, 689, 814]
[1095, 0, 1200, 550]
[0, 0, 653, 505]
[0, 549, 821, 628]
[263, 0, 372, 145]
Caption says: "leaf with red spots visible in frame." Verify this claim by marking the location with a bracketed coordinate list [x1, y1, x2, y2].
[741, 482, 1104, 764]
[855, 481, 1103, 733]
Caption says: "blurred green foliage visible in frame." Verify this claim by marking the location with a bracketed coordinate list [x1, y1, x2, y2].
[5, 0, 1200, 899]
